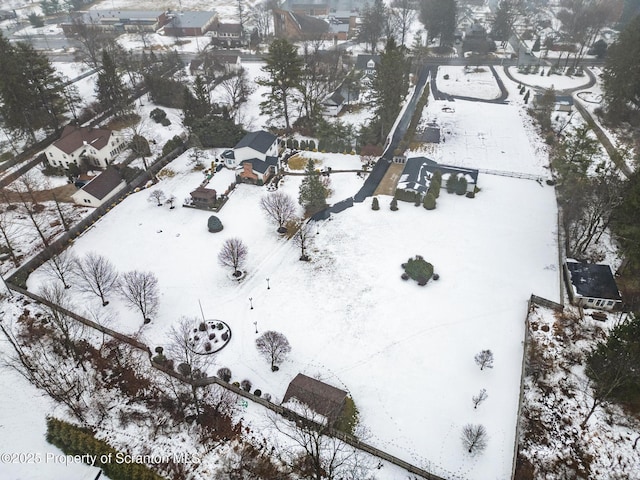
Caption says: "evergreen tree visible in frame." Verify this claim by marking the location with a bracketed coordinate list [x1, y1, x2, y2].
[419, 0, 457, 46]
[446, 174, 458, 193]
[369, 37, 409, 145]
[429, 170, 442, 198]
[257, 39, 303, 132]
[390, 197, 399, 210]
[491, 0, 517, 42]
[455, 176, 468, 195]
[0, 36, 68, 139]
[298, 159, 328, 215]
[96, 49, 130, 118]
[358, 0, 387, 52]
[423, 192, 436, 210]
[372, 197, 380, 210]
[602, 14, 640, 124]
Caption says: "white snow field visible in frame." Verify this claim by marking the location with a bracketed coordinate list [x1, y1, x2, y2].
[20, 89, 560, 479]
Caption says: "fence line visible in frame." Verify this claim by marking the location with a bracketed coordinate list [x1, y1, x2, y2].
[530, 294, 564, 312]
[477, 168, 546, 181]
[6, 282, 446, 480]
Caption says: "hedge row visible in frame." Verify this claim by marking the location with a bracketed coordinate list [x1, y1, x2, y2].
[46, 417, 166, 480]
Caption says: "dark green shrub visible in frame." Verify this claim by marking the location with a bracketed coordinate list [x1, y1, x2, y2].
[390, 198, 398, 211]
[372, 197, 380, 210]
[254, 389, 262, 397]
[423, 192, 436, 210]
[150, 108, 167, 123]
[334, 396, 359, 434]
[241, 379, 252, 392]
[455, 177, 468, 195]
[162, 135, 184, 157]
[208, 216, 223, 232]
[308, 140, 316, 150]
[403, 256, 434, 283]
[466, 191, 475, 199]
[446, 175, 458, 194]
[160, 118, 171, 126]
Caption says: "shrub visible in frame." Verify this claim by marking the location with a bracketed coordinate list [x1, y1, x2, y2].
[154, 346, 163, 354]
[263, 393, 272, 401]
[254, 389, 262, 397]
[160, 118, 171, 126]
[208, 216, 224, 233]
[401, 273, 409, 280]
[150, 108, 167, 123]
[308, 140, 316, 150]
[162, 135, 184, 157]
[216, 323, 224, 330]
[334, 396, 359, 434]
[241, 379, 252, 392]
[372, 197, 380, 210]
[390, 198, 399, 211]
[455, 177, 468, 195]
[403, 256, 434, 283]
[433, 273, 440, 280]
[446, 175, 458, 194]
[209, 333, 215, 340]
[204, 342, 212, 352]
[466, 191, 475, 198]
[423, 192, 436, 210]
[217, 367, 232, 382]
[199, 322, 207, 331]
[177, 362, 192, 377]
[232, 381, 240, 387]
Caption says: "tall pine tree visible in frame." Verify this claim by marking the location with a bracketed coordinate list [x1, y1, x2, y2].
[257, 39, 303, 132]
[368, 37, 409, 145]
[96, 49, 130, 118]
[419, 0, 457, 46]
[0, 35, 68, 139]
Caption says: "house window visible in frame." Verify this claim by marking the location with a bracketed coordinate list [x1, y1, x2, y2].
[606, 300, 614, 307]
[595, 299, 604, 307]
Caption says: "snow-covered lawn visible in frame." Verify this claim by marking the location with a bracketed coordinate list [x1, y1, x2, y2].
[25, 93, 560, 479]
[437, 66, 502, 100]
[507, 66, 592, 91]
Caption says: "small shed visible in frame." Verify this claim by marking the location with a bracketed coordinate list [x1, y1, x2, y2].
[564, 261, 623, 311]
[282, 373, 347, 424]
[190, 186, 217, 209]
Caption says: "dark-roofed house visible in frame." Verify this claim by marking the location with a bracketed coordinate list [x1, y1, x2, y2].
[71, 167, 126, 207]
[396, 156, 478, 196]
[322, 91, 345, 116]
[231, 131, 280, 184]
[273, 8, 330, 41]
[233, 131, 279, 165]
[564, 261, 623, 311]
[164, 11, 217, 36]
[189, 186, 217, 209]
[45, 125, 126, 170]
[209, 21, 246, 48]
[355, 54, 380, 87]
[282, 373, 347, 424]
[61, 10, 169, 34]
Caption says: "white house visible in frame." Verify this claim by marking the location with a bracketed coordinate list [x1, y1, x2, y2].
[71, 167, 127, 207]
[564, 261, 623, 311]
[45, 125, 126, 170]
[223, 131, 279, 168]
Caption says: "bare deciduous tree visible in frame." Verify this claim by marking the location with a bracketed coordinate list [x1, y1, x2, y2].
[472, 388, 488, 409]
[41, 250, 75, 289]
[118, 270, 160, 323]
[293, 219, 314, 261]
[72, 252, 119, 306]
[166, 194, 176, 209]
[461, 423, 488, 455]
[256, 330, 291, 371]
[260, 192, 297, 231]
[267, 404, 374, 480]
[167, 317, 216, 423]
[218, 238, 248, 277]
[219, 69, 254, 123]
[148, 189, 166, 206]
[0, 208, 23, 267]
[37, 282, 83, 359]
[474, 349, 494, 370]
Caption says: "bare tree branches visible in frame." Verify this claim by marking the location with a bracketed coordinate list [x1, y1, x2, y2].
[41, 250, 75, 289]
[461, 423, 488, 455]
[118, 270, 160, 323]
[256, 331, 291, 371]
[72, 252, 119, 306]
[472, 388, 488, 409]
[474, 349, 494, 370]
[218, 238, 248, 277]
[293, 220, 314, 261]
[260, 192, 297, 231]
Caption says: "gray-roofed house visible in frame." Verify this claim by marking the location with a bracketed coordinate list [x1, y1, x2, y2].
[232, 131, 280, 184]
[273, 8, 330, 40]
[396, 156, 478, 196]
[209, 21, 246, 47]
[164, 11, 217, 36]
[354, 54, 380, 87]
[282, 373, 348, 424]
[45, 125, 126, 170]
[564, 261, 623, 311]
[322, 91, 345, 116]
[71, 166, 126, 207]
[61, 10, 169, 34]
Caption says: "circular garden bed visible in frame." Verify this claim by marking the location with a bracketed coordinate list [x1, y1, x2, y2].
[188, 319, 232, 355]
